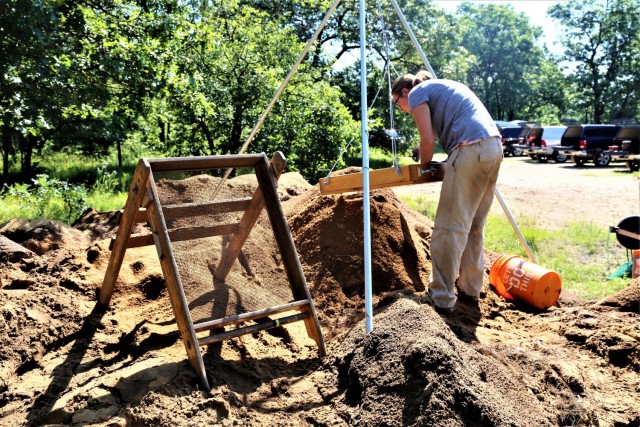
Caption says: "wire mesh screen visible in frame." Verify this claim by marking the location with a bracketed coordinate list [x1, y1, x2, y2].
[152, 169, 294, 325]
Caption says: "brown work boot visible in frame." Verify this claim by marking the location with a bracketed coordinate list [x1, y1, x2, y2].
[423, 292, 455, 315]
[457, 293, 480, 304]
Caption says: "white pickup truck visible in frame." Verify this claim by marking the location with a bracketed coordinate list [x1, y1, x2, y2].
[513, 125, 567, 163]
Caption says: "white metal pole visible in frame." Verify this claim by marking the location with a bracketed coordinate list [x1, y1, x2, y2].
[360, 0, 373, 334]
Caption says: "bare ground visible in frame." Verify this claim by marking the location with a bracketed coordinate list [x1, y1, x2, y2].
[0, 158, 638, 427]
[393, 155, 640, 230]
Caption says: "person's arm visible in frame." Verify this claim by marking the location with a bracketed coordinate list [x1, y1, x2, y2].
[411, 102, 435, 169]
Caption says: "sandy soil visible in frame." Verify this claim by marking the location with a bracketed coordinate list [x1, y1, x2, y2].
[0, 158, 639, 427]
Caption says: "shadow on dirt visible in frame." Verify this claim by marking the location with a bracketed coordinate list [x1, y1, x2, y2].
[26, 302, 107, 426]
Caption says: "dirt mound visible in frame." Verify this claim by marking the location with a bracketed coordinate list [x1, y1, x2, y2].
[593, 280, 640, 312]
[73, 208, 137, 241]
[0, 218, 93, 255]
[284, 185, 433, 339]
[0, 235, 36, 263]
[0, 169, 639, 426]
[328, 296, 553, 425]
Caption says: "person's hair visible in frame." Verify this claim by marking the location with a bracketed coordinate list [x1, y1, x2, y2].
[391, 70, 433, 97]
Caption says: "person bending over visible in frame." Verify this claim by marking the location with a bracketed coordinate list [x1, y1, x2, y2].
[392, 70, 502, 314]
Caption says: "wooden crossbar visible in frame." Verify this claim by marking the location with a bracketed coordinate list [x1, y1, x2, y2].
[134, 208, 148, 224]
[197, 312, 310, 346]
[112, 223, 239, 250]
[193, 300, 310, 332]
[146, 154, 266, 171]
[129, 199, 252, 226]
[163, 198, 252, 220]
[111, 197, 255, 249]
[319, 162, 445, 195]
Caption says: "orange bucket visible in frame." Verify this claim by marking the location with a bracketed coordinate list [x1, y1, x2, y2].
[489, 255, 562, 310]
[633, 250, 640, 279]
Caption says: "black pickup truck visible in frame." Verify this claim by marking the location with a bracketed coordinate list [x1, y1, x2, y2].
[499, 126, 526, 157]
[603, 125, 640, 171]
[554, 124, 620, 166]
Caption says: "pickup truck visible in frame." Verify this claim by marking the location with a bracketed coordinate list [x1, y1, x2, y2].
[506, 123, 538, 158]
[499, 126, 526, 157]
[554, 124, 620, 167]
[515, 126, 567, 162]
[603, 125, 640, 171]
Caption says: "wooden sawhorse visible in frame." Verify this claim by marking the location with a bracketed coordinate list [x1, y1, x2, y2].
[99, 152, 325, 390]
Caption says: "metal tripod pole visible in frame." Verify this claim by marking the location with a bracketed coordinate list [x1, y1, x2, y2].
[389, 0, 436, 78]
[493, 189, 537, 263]
[359, 0, 373, 334]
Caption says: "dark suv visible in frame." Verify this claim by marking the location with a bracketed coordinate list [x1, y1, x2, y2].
[603, 125, 640, 171]
[556, 124, 620, 166]
[499, 126, 526, 157]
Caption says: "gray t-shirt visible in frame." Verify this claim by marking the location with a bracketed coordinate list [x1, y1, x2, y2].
[408, 79, 499, 154]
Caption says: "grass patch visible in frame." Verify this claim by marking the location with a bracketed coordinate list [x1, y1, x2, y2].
[0, 186, 127, 224]
[0, 165, 129, 224]
[400, 194, 632, 301]
[36, 151, 137, 191]
[85, 192, 129, 213]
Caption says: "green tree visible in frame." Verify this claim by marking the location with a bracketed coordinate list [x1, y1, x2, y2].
[48, 1, 182, 169]
[157, 1, 359, 181]
[549, 0, 640, 123]
[256, 75, 359, 181]
[523, 58, 573, 124]
[0, 0, 60, 181]
[456, 2, 546, 121]
[162, 2, 310, 156]
[0, 0, 183, 183]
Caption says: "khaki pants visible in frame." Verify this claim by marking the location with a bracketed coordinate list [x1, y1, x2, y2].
[429, 136, 503, 309]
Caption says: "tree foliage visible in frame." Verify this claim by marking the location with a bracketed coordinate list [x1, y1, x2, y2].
[455, 3, 548, 121]
[1, 0, 638, 190]
[549, 0, 640, 123]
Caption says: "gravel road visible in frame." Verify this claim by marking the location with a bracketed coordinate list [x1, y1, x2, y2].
[393, 156, 640, 230]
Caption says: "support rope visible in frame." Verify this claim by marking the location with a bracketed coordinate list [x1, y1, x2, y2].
[324, 1, 403, 183]
[378, 0, 400, 173]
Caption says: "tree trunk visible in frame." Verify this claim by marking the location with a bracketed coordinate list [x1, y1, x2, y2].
[588, 56, 602, 124]
[158, 118, 166, 148]
[2, 123, 11, 183]
[20, 134, 36, 180]
[229, 102, 244, 154]
[117, 139, 123, 171]
[197, 117, 214, 154]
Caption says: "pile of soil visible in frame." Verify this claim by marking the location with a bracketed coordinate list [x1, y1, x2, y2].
[0, 169, 638, 426]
